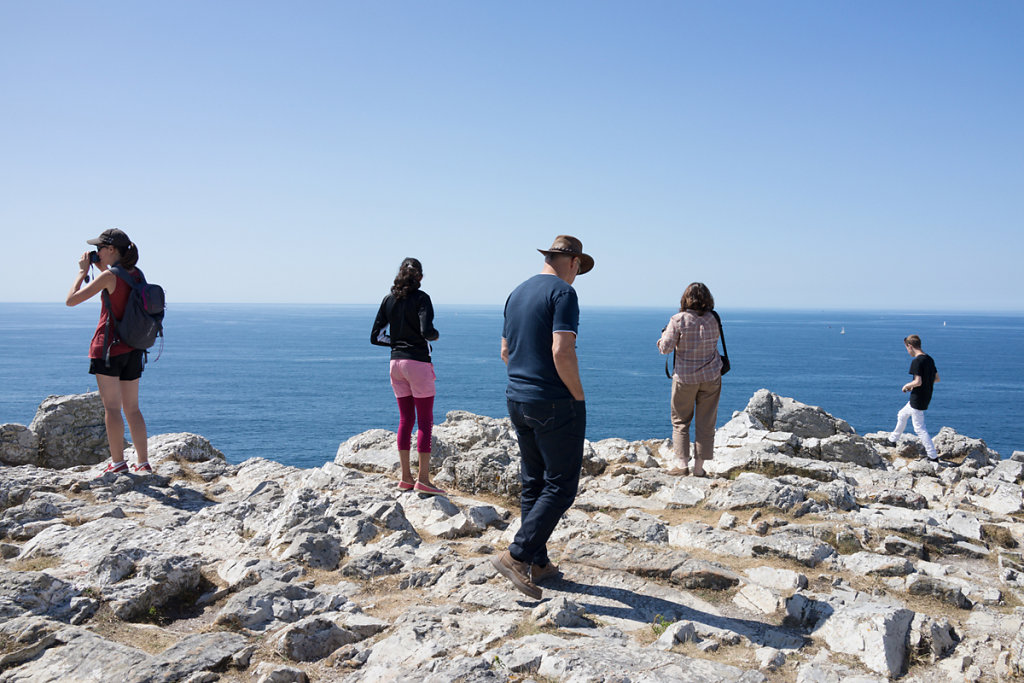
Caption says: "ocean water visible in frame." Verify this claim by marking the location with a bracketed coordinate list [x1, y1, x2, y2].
[2, 303, 1022, 469]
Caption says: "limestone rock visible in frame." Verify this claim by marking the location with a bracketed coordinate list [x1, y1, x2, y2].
[746, 391, 853, 439]
[214, 579, 348, 631]
[934, 427, 995, 466]
[744, 566, 807, 591]
[905, 575, 971, 609]
[817, 602, 915, 676]
[0, 569, 81, 622]
[817, 434, 883, 467]
[908, 613, 959, 663]
[334, 429, 399, 473]
[269, 613, 361, 661]
[0, 424, 39, 466]
[100, 552, 203, 620]
[652, 620, 696, 650]
[839, 551, 915, 577]
[3, 393, 1024, 683]
[29, 393, 109, 468]
[532, 597, 588, 628]
[704, 473, 806, 512]
[253, 662, 310, 683]
[141, 432, 225, 463]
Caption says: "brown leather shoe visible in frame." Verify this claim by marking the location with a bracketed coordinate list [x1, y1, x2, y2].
[666, 467, 690, 476]
[531, 562, 562, 583]
[491, 550, 542, 600]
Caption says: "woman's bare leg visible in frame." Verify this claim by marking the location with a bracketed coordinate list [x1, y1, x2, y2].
[95, 375, 126, 463]
[120, 379, 148, 464]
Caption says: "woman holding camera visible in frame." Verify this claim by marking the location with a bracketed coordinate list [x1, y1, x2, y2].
[66, 228, 151, 475]
[370, 257, 444, 495]
[657, 282, 723, 477]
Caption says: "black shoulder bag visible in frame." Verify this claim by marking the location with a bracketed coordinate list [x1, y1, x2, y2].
[711, 310, 731, 375]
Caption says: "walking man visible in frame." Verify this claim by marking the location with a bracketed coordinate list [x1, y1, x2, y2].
[888, 334, 940, 460]
[492, 235, 593, 600]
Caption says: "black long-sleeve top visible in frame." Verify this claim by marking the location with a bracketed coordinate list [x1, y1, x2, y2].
[370, 289, 439, 363]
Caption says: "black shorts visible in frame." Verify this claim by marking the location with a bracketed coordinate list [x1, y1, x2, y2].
[89, 349, 145, 381]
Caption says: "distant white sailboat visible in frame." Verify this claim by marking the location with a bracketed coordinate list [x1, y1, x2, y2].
[840, 327, 845, 335]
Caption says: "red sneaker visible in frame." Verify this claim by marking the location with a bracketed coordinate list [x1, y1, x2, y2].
[132, 462, 154, 474]
[397, 480, 415, 491]
[98, 461, 129, 477]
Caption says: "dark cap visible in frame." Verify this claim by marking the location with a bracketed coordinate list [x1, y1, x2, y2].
[538, 235, 594, 275]
[87, 228, 131, 249]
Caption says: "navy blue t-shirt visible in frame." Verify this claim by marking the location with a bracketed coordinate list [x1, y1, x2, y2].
[503, 274, 580, 402]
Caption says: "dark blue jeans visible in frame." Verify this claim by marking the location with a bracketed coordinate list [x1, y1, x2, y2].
[507, 398, 586, 566]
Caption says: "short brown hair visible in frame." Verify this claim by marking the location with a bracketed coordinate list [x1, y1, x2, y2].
[680, 282, 714, 315]
[904, 334, 922, 349]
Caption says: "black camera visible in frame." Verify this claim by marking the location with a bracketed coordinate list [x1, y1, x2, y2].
[89, 251, 100, 264]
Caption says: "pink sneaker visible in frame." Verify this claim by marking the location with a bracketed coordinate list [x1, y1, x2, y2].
[98, 461, 129, 477]
[413, 481, 446, 496]
[397, 480, 415, 491]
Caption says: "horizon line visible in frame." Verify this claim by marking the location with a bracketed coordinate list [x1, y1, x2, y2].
[3, 301, 1023, 315]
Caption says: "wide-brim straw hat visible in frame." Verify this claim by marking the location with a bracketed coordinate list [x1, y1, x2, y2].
[537, 235, 594, 275]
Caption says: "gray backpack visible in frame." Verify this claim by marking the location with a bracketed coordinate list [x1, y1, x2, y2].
[101, 266, 165, 364]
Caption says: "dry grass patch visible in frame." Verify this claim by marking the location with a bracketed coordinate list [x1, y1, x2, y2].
[61, 513, 89, 527]
[667, 639, 799, 681]
[453, 486, 518, 511]
[87, 605, 179, 653]
[354, 575, 426, 621]
[167, 461, 213, 486]
[0, 634, 18, 657]
[8, 554, 60, 572]
[982, 523, 1018, 549]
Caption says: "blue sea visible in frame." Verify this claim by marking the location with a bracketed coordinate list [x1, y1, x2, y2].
[2, 303, 1022, 469]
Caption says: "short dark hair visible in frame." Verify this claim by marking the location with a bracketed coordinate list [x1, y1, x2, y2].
[680, 282, 714, 315]
[904, 334, 922, 349]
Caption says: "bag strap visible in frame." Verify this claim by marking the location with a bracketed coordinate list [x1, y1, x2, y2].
[100, 287, 115, 367]
[665, 352, 675, 379]
[711, 310, 729, 361]
[109, 265, 145, 289]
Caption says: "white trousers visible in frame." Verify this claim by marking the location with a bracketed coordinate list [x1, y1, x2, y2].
[891, 402, 937, 459]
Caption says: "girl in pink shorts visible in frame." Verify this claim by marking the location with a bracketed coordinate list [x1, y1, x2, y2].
[370, 258, 444, 495]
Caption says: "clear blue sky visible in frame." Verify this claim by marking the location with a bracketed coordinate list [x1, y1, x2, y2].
[2, 2, 1021, 309]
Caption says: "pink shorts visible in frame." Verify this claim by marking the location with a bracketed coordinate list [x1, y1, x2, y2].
[389, 359, 436, 398]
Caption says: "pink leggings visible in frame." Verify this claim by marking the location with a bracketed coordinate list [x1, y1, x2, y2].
[397, 395, 434, 453]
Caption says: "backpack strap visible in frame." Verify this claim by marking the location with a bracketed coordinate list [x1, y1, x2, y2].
[100, 287, 116, 367]
[109, 265, 145, 289]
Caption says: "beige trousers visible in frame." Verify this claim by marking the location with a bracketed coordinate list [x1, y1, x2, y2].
[670, 377, 722, 465]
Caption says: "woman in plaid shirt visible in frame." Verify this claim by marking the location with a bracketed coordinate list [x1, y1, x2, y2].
[657, 282, 723, 477]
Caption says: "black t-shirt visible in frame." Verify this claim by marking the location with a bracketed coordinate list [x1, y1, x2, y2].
[370, 290, 439, 363]
[908, 353, 937, 410]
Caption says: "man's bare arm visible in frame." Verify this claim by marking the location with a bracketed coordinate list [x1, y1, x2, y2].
[552, 331, 584, 401]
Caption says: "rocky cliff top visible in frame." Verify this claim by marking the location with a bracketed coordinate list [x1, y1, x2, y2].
[1, 390, 1023, 682]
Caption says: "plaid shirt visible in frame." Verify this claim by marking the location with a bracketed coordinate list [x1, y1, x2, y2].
[658, 310, 722, 383]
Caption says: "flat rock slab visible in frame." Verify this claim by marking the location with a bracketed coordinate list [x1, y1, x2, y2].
[0, 627, 248, 683]
[669, 523, 835, 567]
[474, 564, 805, 651]
[490, 633, 768, 683]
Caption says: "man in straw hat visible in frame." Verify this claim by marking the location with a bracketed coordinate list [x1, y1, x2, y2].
[492, 235, 594, 600]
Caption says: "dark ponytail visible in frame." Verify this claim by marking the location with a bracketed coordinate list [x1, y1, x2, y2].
[118, 241, 139, 270]
[391, 257, 423, 300]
